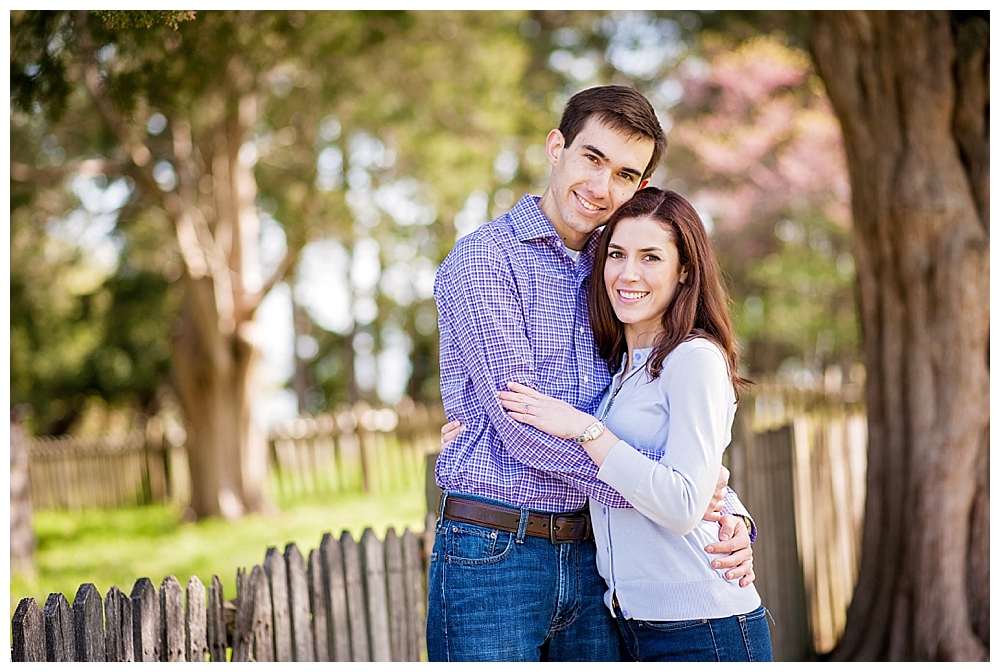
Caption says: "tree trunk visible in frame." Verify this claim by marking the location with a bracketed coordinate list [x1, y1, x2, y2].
[172, 276, 272, 520]
[809, 10, 989, 661]
[10, 412, 36, 574]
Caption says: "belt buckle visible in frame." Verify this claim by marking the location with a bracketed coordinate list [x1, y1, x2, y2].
[549, 513, 572, 544]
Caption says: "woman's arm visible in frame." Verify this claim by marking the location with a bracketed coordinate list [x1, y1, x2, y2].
[596, 345, 734, 535]
[497, 380, 729, 525]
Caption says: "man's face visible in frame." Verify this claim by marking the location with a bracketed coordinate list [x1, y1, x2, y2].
[538, 117, 654, 250]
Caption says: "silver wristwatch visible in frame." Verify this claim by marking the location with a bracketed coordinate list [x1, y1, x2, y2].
[573, 420, 606, 444]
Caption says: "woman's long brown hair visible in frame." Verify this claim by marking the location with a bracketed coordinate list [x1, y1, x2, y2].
[588, 187, 751, 397]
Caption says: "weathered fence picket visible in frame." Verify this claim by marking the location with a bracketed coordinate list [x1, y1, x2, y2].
[74, 584, 105, 661]
[384, 528, 407, 661]
[360, 528, 392, 662]
[319, 532, 351, 661]
[186, 576, 208, 662]
[231, 569, 254, 662]
[44, 593, 74, 661]
[285, 543, 314, 661]
[207, 576, 227, 661]
[161, 576, 185, 661]
[131, 578, 159, 661]
[340, 531, 370, 661]
[105, 587, 133, 661]
[12, 598, 45, 662]
[307, 548, 329, 660]
[402, 528, 426, 661]
[262, 548, 291, 661]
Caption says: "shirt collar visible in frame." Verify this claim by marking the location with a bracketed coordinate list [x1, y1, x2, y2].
[509, 194, 603, 259]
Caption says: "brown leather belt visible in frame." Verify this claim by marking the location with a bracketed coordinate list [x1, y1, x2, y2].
[441, 495, 592, 544]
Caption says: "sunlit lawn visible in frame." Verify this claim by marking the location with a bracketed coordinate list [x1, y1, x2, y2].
[9, 476, 431, 620]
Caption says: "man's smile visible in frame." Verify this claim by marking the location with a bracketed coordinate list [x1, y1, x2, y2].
[574, 191, 604, 212]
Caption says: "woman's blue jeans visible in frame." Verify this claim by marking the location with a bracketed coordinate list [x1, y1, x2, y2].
[425, 493, 619, 662]
[615, 603, 774, 662]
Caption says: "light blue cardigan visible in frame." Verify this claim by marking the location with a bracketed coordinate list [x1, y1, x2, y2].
[589, 338, 762, 621]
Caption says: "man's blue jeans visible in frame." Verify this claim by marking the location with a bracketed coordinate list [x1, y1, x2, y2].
[426, 492, 619, 662]
[615, 604, 774, 662]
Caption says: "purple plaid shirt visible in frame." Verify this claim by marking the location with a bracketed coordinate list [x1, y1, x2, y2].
[434, 195, 750, 522]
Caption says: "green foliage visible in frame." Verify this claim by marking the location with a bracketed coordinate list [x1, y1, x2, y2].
[663, 32, 858, 374]
[736, 214, 857, 374]
[9, 12, 75, 121]
[94, 10, 197, 31]
[10, 10, 546, 421]
[9, 183, 176, 434]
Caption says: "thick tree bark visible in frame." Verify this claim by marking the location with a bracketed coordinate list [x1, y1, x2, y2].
[809, 11, 988, 661]
[172, 276, 271, 520]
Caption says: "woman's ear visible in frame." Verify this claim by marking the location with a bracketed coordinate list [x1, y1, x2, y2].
[679, 267, 689, 284]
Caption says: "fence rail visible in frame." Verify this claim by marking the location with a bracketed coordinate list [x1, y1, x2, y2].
[11, 515, 438, 662]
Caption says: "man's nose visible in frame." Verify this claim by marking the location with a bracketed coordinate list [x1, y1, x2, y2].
[587, 168, 611, 199]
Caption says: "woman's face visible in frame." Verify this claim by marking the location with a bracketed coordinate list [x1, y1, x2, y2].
[603, 215, 687, 348]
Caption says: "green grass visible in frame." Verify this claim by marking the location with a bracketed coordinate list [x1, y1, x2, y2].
[9, 477, 431, 621]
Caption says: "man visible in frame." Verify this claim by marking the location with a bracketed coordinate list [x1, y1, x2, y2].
[429, 85, 755, 662]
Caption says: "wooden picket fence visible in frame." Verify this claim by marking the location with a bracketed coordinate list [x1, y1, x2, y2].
[268, 399, 445, 499]
[24, 425, 185, 510]
[11, 515, 438, 662]
[22, 400, 446, 512]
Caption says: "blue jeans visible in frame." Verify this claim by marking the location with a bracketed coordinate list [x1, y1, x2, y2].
[616, 604, 774, 662]
[426, 492, 619, 662]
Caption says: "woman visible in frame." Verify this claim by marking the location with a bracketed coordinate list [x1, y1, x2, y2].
[489, 187, 772, 661]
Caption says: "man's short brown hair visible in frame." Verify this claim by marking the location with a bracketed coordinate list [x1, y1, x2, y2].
[558, 85, 667, 182]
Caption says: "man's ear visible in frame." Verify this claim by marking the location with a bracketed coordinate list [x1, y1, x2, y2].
[545, 129, 565, 167]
